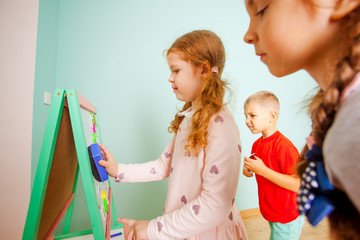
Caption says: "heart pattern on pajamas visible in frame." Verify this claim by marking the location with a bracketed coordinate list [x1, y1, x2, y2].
[157, 222, 163, 232]
[228, 211, 233, 221]
[193, 205, 200, 215]
[115, 173, 124, 182]
[210, 165, 219, 174]
[215, 116, 224, 123]
[181, 195, 187, 204]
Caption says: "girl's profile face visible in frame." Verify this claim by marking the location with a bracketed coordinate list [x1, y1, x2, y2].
[167, 52, 203, 106]
[243, 0, 341, 83]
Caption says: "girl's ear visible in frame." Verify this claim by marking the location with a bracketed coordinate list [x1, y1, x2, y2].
[200, 63, 212, 80]
[330, 0, 360, 20]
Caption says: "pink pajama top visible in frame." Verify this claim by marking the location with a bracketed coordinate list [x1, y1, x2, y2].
[115, 106, 248, 240]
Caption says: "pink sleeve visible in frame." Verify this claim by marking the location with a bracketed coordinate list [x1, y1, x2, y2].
[114, 136, 175, 183]
[147, 116, 242, 239]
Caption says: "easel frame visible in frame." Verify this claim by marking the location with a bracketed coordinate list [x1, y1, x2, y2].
[23, 89, 122, 240]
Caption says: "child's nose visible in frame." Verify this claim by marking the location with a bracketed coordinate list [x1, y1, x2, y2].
[168, 74, 174, 83]
[244, 24, 258, 44]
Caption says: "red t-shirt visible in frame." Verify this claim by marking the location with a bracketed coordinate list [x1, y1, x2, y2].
[251, 131, 300, 223]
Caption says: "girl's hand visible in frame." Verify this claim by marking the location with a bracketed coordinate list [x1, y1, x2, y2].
[98, 143, 118, 178]
[118, 218, 150, 240]
[244, 155, 268, 177]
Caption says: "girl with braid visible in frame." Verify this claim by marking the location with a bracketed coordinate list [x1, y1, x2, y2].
[99, 30, 248, 240]
[244, 0, 360, 239]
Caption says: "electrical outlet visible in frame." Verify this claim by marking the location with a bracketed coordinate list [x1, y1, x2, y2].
[44, 91, 51, 105]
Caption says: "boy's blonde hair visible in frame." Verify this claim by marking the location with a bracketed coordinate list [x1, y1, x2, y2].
[244, 91, 280, 115]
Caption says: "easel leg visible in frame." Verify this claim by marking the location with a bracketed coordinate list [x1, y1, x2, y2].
[124, 224, 130, 240]
[106, 188, 112, 240]
[44, 193, 74, 240]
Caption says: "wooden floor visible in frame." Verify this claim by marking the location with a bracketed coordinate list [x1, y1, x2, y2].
[241, 208, 330, 240]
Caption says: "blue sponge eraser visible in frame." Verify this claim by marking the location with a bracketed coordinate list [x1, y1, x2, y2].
[88, 143, 108, 182]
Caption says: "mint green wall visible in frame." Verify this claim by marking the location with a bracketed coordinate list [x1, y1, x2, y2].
[33, 0, 316, 233]
[32, 0, 59, 184]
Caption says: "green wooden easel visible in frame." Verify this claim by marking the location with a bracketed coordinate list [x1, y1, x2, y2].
[23, 89, 123, 240]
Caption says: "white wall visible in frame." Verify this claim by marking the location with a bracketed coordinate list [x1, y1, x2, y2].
[0, 0, 39, 238]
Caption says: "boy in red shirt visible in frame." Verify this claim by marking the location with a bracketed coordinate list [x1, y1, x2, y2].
[243, 91, 304, 240]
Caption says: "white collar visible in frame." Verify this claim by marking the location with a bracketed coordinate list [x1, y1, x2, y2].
[178, 107, 194, 118]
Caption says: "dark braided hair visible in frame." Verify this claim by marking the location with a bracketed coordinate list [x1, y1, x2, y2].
[298, 6, 360, 240]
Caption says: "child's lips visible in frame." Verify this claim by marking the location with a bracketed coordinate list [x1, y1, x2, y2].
[256, 52, 266, 61]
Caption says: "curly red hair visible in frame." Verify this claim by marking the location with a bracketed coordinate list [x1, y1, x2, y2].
[166, 30, 228, 155]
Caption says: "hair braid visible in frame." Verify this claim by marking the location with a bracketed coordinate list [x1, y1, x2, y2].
[299, 7, 360, 163]
[298, 6, 360, 240]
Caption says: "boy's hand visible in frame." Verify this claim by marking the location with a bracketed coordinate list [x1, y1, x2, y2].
[98, 143, 118, 178]
[118, 218, 150, 240]
[244, 155, 267, 177]
[243, 165, 254, 177]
